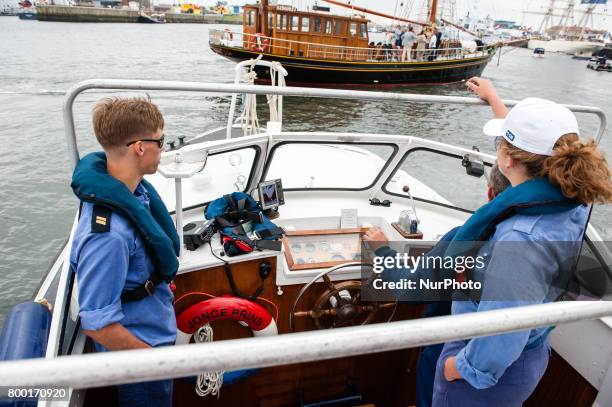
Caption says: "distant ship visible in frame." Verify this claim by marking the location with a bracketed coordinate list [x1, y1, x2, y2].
[17, 9, 37, 19]
[209, 0, 497, 86]
[17, 0, 37, 20]
[529, 38, 604, 54]
[527, 0, 608, 55]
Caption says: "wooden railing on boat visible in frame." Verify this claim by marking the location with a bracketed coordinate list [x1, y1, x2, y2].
[209, 29, 495, 63]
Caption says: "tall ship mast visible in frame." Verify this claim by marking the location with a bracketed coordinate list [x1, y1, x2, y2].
[208, 0, 497, 86]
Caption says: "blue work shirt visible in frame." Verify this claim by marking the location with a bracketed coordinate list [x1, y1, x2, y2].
[69, 183, 177, 351]
[453, 205, 589, 389]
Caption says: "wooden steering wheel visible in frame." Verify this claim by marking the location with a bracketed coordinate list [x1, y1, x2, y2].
[289, 262, 398, 331]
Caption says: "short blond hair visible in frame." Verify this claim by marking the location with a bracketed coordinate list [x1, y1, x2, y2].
[92, 97, 164, 149]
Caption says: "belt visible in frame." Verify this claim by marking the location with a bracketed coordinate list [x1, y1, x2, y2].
[121, 272, 165, 303]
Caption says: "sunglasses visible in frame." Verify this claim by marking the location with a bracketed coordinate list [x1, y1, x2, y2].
[126, 134, 165, 149]
[369, 198, 391, 207]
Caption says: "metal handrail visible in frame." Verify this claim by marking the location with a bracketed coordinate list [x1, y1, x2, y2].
[62, 79, 607, 167]
[1, 301, 611, 388]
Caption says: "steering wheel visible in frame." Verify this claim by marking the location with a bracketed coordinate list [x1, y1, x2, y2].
[289, 262, 398, 332]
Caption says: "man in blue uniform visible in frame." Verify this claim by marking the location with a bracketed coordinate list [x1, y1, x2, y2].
[69, 97, 179, 407]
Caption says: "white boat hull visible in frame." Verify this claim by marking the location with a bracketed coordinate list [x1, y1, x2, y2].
[528, 39, 604, 55]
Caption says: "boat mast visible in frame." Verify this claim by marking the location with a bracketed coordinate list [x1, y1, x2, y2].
[558, 0, 576, 37]
[537, 0, 557, 35]
[428, 0, 438, 25]
[576, 4, 597, 40]
[260, 0, 269, 34]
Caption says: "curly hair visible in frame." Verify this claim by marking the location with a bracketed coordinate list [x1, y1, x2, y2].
[500, 134, 612, 205]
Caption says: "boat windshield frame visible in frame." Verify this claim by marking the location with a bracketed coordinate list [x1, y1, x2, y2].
[259, 140, 400, 192]
[62, 79, 608, 216]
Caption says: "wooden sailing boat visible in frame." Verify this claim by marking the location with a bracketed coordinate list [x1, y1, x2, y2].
[208, 0, 497, 86]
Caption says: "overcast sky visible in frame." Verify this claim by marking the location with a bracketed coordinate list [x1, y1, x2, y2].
[260, 0, 612, 31]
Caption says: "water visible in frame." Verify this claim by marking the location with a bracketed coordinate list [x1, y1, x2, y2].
[1, 18, 611, 325]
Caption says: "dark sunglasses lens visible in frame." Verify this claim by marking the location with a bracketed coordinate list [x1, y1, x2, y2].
[158, 135, 165, 148]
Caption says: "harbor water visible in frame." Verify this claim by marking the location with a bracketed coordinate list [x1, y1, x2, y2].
[1, 18, 611, 324]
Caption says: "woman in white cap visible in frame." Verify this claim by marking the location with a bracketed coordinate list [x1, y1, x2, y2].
[431, 77, 612, 406]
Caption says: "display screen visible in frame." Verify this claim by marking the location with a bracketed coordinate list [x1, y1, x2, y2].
[259, 180, 280, 209]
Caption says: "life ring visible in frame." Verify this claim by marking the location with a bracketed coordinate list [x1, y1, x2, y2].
[176, 296, 278, 385]
[250, 33, 269, 53]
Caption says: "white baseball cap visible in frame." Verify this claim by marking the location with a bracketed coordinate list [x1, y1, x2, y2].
[483, 97, 579, 156]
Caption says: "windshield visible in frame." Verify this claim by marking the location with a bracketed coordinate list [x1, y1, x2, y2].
[150, 146, 259, 212]
[264, 142, 396, 190]
[385, 148, 493, 212]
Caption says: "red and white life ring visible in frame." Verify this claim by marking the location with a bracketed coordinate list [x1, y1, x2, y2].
[249, 33, 269, 53]
[176, 296, 277, 345]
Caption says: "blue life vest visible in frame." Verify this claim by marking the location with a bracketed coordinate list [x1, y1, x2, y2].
[205, 192, 283, 256]
[71, 152, 180, 283]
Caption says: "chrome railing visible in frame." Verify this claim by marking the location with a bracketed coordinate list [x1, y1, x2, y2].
[62, 79, 607, 166]
[2, 301, 612, 388]
[209, 29, 495, 63]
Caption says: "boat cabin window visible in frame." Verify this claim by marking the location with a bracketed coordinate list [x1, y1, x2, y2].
[172, 147, 258, 209]
[359, 23, 367, 38]
[349, 22, 357, 37]
[301, 16, 310, 32]
[313, 16, 321, 33]
[269, 13, 274, 30]
[277, 14, 288, 31]
[384, 148, 491, 212]
[334, 20, 343, 36]
[324, 18, 332, 35]
[246, 10, 255, 27]
[264, 142, 395, 190]
[291, 15, 299, 31]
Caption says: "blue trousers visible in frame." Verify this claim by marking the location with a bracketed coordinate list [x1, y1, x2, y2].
[117, 379, 173, 407]
[416, 302, 452, 407]
[417, 343, 445, 407]
[432, 339, 549, 407]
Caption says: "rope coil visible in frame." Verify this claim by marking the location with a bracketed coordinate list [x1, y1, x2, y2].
[239, 56, 263, 136]
[194, 324, 224, 398]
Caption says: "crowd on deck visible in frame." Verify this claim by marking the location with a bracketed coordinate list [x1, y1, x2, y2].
[367, 24, 448, 62]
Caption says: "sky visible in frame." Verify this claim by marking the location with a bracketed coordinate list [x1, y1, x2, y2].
[228, 0, 612, 32]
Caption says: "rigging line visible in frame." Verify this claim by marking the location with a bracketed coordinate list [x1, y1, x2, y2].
[394, 0, 400, 24]
[403, 0, 412, 21]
